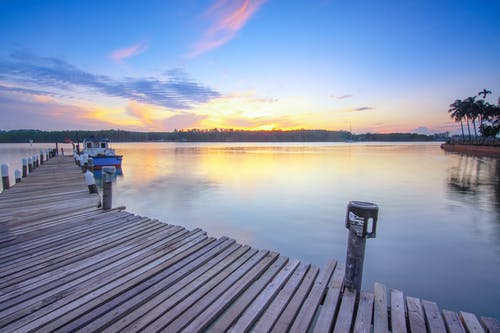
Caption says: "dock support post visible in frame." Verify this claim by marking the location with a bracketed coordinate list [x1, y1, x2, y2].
[28, 157, 33, 173]
[1, 164, 9, 190]
[85, 169, 98, 194]
[102, 166, 115, 210]
[344, 201, 379, 292]
[40, 150, 44, 164]
[22, 158, 28, 177]
[15, 169, 21, 183]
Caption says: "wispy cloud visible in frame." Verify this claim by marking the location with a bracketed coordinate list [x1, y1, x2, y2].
[109, 41, 149, 64]
[188, 0, 267, 57]
[330, 94, 353, 100]
[351, 106, 374, 112]
[0, 50, 220, 109]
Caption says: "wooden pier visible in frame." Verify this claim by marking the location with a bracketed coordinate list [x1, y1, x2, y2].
[1, 157, 499, 333]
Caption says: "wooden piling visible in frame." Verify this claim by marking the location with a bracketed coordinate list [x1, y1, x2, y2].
[1, 163, 9, 190]
[27, 157, 33, 173]
[344, 201, 378, 292]
[85, 169, 98, 194]
[22, 158, 28, 178]
[102, 166, 115, 210]
[15, 169, 22, 183]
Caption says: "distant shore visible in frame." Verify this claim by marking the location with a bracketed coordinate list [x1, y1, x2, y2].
[441, 143, 500, 158]
[0, 129, 448, 143]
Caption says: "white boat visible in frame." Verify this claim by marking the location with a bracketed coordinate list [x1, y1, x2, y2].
[81, 138, 122, 169]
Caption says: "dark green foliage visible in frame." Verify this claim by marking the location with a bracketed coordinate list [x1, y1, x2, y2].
[0, 129, 440, 143]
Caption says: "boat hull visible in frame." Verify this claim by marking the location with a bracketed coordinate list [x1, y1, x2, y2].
[90, 155, 123, 169]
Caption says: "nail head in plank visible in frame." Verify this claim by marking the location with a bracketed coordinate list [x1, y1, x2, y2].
[422, 300, 447, 333]
[374, 282, 388, 333]
[353, 292, 374, 333]
[406, 296, 426, 333]
[390, 289, 407, 333]
[460, 311, 486, 333]
[332, 288, 357, 333]
[480, 317, 500, 333]
[442, 310, 466, 333]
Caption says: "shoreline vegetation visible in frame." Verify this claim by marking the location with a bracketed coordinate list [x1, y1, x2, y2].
[0, 129, 450, 143]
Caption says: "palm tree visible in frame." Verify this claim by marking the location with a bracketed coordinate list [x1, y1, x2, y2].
[464, 97, 478, 141]
[478, 89, 492, 99]
[475, 99, 486, 132]
[448, 99, 465, 139]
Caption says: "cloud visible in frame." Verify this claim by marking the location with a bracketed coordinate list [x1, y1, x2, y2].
[109, 41, 149, 64]
[351, 106, 374, 112]
[330, 94, 353, 100]
[0, 84, 53, 96]
[0, 89, 107, 130]
[413, 126, 432, 135]
[0, 50, 220, 109]
[163, 113, 208, 130]
[188, 0, 266, 57]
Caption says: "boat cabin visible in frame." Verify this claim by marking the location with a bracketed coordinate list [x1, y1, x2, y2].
[81, 138, 116, 157]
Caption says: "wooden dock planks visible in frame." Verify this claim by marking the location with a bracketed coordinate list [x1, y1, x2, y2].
[0, 156, 498, 332]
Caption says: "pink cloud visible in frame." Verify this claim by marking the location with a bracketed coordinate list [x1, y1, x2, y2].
[110, 41, 149, 64]
[188, 0, 266, 58]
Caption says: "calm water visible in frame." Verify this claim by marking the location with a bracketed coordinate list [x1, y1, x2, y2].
[1, 142, 499, 318]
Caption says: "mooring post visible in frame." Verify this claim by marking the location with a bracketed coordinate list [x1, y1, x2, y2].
[28, 157, 33, 173]
[15, 169, 21, 183]
[40, 150, 44, 164]
[344, 201, 379, 292]
[102, 166, 116, 210]
[22, 158, 28, 177]
[34, 155, 38, 168]
[46, 149, 49, 161]
[1, 163, 9, 190]
[85, 169, 98, 194]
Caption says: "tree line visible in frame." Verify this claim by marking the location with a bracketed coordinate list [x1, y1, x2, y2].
[448, 89, 500, 141]
[0, 129, 446, 143]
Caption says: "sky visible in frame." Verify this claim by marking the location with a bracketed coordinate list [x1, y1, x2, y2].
[0, 0, 499, 134]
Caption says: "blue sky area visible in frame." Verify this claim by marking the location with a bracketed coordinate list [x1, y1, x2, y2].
[0, 0, 499, 133]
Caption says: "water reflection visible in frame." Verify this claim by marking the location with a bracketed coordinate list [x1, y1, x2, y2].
[447, 155, 500, 214]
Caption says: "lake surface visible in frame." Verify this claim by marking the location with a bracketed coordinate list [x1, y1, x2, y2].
[1, 142, 499, 318]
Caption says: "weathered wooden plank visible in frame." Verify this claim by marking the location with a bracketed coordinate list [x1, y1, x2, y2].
[442, 310, 466, 333]
[332, 289, 357, 333]
[207, 256, 289, 333]
[288, 259, 337, 333]
[460, 312, 486, 333]
[312, 262, 345, 333]
[480, 317, 500, 333]
[406, 296, 426, 333]
[98, 244, 248, 333]
[0, 232, 209, 332]
[0, 225, 185, 308]
[270, 266, 319, 333]
[0, 216, 159, 288]
[373, 282, 389, 333]
[124, 246, 258, 333]
[421, 300, 446, 333]
[44, 238, 234, 333]
[391, 289, 407, 333]
[227, 258, 300, 333]
[166, 251, 280, 333]
[151, 249, 270, 332]
[353, 291, 374, 333]
[238, 261, 309, 333]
